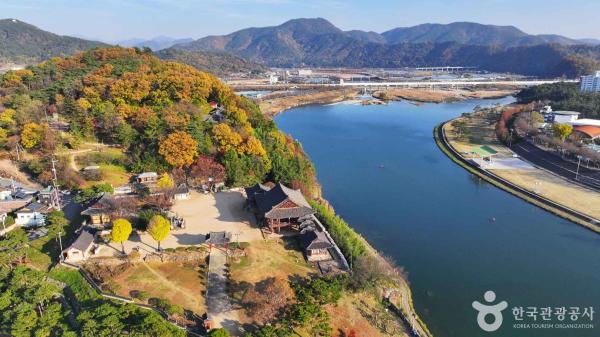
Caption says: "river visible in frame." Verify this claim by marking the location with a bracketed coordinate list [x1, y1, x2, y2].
[274, 98, 600, 337]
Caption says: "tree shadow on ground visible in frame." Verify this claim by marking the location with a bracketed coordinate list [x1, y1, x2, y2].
[213, 191, 257, 225]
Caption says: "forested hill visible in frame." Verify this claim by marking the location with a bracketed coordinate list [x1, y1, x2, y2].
[0, 47, 317, 195]
[176, 18, 600, 77]
[156, 48, 268, 77]
[0, 18, 107, 64]
[516, 82, 600, 118]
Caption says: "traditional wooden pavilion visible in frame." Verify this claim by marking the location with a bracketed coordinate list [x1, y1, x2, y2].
[81, 193, 113, 226]
[245, 183, 314, 232]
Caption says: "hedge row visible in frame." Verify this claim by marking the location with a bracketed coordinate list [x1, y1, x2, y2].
[309, 201, 367, 263]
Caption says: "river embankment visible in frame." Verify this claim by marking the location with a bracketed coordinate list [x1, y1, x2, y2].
[438, 112, 600, 234]
[373, 87, 518, 103]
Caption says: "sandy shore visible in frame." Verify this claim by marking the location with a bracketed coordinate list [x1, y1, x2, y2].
[373, 87, 518, 103]
[258, 88, 359, 116]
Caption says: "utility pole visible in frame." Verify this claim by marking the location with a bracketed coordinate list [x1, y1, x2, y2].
[575, 155, 582, 181]
[50, 157, 61, 209]
[57, 231, 64, 261]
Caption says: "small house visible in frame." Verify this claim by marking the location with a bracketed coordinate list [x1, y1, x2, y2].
[63, 229, 97, 262]
[0, 187, 12, 201]
[301, 229, 333, 262]
[114, 184, 134, 195]
[173, 184, 190, 200]
[136, 172, 158, 184]
[15, 202, 53, 227]
[38, 186, 55, 205]
[205, 231, 231, 247]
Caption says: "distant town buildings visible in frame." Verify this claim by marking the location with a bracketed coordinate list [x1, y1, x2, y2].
[580, 71, 600, 92]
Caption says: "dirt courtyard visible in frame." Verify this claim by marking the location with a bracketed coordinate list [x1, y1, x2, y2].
[98, 190, 262, 257]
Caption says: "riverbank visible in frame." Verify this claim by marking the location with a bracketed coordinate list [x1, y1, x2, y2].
[373, 87, 518, 103]
[258, 88, 359, 116]
[438, 113, 600, 234]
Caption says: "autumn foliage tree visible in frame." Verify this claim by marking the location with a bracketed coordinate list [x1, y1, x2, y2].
[158, 131, 198, 168]
[111, 218, 132, 254]
[212, 123, 242, 153]
[20, 122, 45, 149]
[189, 155, 226, 186]
[242, 277, 294, 325]
[147, 215, 170, 251]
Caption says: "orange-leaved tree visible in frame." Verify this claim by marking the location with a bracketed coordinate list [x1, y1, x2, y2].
[158, 131, 198, 167]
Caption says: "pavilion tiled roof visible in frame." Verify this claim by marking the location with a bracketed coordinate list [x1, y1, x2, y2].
[253, 183, 314, 219]
[301, 229, 333, 250]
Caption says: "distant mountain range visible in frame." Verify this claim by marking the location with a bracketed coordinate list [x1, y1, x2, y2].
[0, 18, 106, 64]
[156, 48, 268, 76]
[115, 36, 194, 51]
[174, 18, 600, 77]
[2, 17, 600, 78]
[379, 22, 597, 47]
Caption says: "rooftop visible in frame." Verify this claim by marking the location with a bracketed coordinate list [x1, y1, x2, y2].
[574, 125, 600, 139]
[553, 111, 580, 115]
[570, 118, 600, 127]
[68, 228, 96, 251]
[137, 172, 158, 179]
[253, 183, 314, 219]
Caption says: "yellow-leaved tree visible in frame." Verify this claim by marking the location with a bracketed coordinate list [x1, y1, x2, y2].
[158, 131, 198, 168]
[147, 215, 170, 251]
[157, 173, 174, 189]
[553, 123, 573, 141]
[111, 218, 132, 254]
[20, 122, 45, 149]
[242, 136, 267, 157]
[212, 123, 242, 153]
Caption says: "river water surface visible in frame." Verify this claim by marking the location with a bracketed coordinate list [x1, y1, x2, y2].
[274, 98, 600, 337]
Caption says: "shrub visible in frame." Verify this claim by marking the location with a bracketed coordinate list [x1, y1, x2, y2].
[208, 328, 230, 337]
[130, 290, 150, 301]
[309, 201, 367, 262]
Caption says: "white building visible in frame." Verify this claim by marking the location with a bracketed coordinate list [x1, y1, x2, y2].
[297, 69, 312, 76]
[580, 71, 600, 92]
[552, 111, 580, 124]
[269, 74, 279, 84]
[15, 202, 52, 227]
[0, 187, 12, 201]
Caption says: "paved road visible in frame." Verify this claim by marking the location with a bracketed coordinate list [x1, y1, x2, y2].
[511, 141, 600, 190]
[206, 248, 240, 333]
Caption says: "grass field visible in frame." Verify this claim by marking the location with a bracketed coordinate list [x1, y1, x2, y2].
[110, 261, 207, 315]
[228, 237, 314, 285]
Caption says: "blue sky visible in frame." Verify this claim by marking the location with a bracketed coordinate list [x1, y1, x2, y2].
[2, 0, 599, 41]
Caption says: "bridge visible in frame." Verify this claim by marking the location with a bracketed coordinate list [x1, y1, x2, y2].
[229, 79, 575, 91]
[414, 66, 477, 72]
[338, 79, 575, 88]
